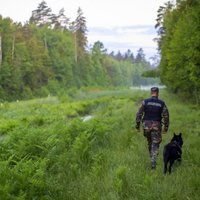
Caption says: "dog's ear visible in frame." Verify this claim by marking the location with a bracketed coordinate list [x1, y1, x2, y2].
[174, 132, 176, 136]
[179, 133, 182, 136]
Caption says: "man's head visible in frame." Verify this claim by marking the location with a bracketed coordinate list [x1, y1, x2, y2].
[151, 87, 159, 97]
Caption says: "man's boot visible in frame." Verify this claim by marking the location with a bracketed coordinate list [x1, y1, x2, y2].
[151, 160, 156, 169]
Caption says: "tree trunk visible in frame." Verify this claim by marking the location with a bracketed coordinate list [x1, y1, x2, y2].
[0, 33, 2, 65]
[44, 32, 47, 50]
[74, 32, 77, 63]
[12, 33, 15, 60]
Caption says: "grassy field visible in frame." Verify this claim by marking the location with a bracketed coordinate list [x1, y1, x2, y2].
[0, 88, 199, 200]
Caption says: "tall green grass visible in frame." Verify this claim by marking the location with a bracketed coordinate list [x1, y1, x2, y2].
[0, 89, 199, 199]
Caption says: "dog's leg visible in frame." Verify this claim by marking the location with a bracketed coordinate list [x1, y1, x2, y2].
[164, 162, 168, 174]
[163, 155, 169, 174]
[163, 147, 169, 174]
[177, 157, 182, 162]
[177, 157, 182, 167]
[169, 159, 174, 174]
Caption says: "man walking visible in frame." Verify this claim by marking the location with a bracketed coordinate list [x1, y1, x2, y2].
[135, 87, 169, 169]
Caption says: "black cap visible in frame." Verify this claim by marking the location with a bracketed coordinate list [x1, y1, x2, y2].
[151, 87, 159, 93]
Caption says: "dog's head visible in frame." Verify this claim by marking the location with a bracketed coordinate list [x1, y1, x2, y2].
[171, 132, 183, 147]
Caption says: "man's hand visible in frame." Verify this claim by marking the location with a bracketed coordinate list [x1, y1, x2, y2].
[163, 130, 167, 134]
[136, 128, 140, 133]
[135, 124, 140, 133]
[162, 127, 168, 134]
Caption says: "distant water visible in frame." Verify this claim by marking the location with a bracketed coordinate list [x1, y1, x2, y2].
[130, 85, 166, 91]
[81, 115, 94, 122]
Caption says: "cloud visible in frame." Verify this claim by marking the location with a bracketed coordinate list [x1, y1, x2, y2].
[88, 25, 155, 35]
[87, 25, 159, 58]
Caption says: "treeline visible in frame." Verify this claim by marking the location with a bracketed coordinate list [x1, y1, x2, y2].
[0, 1, 157, 101]
[156, 0, 200, 103]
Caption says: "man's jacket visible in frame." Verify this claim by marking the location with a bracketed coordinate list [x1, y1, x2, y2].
[136, 96, 169, 131]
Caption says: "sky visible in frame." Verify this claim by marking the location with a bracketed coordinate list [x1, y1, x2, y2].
[0, 0, 171, 59]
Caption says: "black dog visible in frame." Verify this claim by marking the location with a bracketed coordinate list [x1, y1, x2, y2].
[163, 133, 183, 174]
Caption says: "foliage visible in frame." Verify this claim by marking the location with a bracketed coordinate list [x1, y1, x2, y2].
[142, 68, 160, 78]
[157, 0, 200, 103]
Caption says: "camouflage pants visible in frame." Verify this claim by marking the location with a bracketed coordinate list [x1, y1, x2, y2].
[143, 121, 162, 165]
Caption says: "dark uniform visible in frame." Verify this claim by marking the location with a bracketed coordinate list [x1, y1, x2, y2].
[135, 87, 169, 169]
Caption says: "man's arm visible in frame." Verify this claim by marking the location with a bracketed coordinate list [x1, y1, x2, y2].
[135, 101, 145, 131]
[162, 104, 169, 133]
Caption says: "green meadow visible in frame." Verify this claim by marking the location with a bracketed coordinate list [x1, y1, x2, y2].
[0, 89, 199, 200]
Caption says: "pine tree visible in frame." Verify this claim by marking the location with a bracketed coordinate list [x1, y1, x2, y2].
[52, 8, 69, 31]
[135, 48, 145, 63]
[72, 7, 90, 86]
[72, 7, 88, 60]
[155, 1, 174, 50]
[29, 1, 53, 27]
[90, 41, 107, 85]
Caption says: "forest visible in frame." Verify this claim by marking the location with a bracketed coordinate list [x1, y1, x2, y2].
[156, 0, 200, 103]
[0, 1, 158, 101]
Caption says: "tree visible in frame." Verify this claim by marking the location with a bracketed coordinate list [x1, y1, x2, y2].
[0, 33, 2, 66]
[135, 48, 145, 63]
[155, 1, 174, 50]
[124, 49, 134, 62]
[90, 41, 108, 85]
[115, 51, 123, 61]
[29, 1, 53, 27]
[52, 8, 69, 31]
[72, 7, 88, 60]
[47, 29, 75, 87]
[71, 7, 90, 86]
